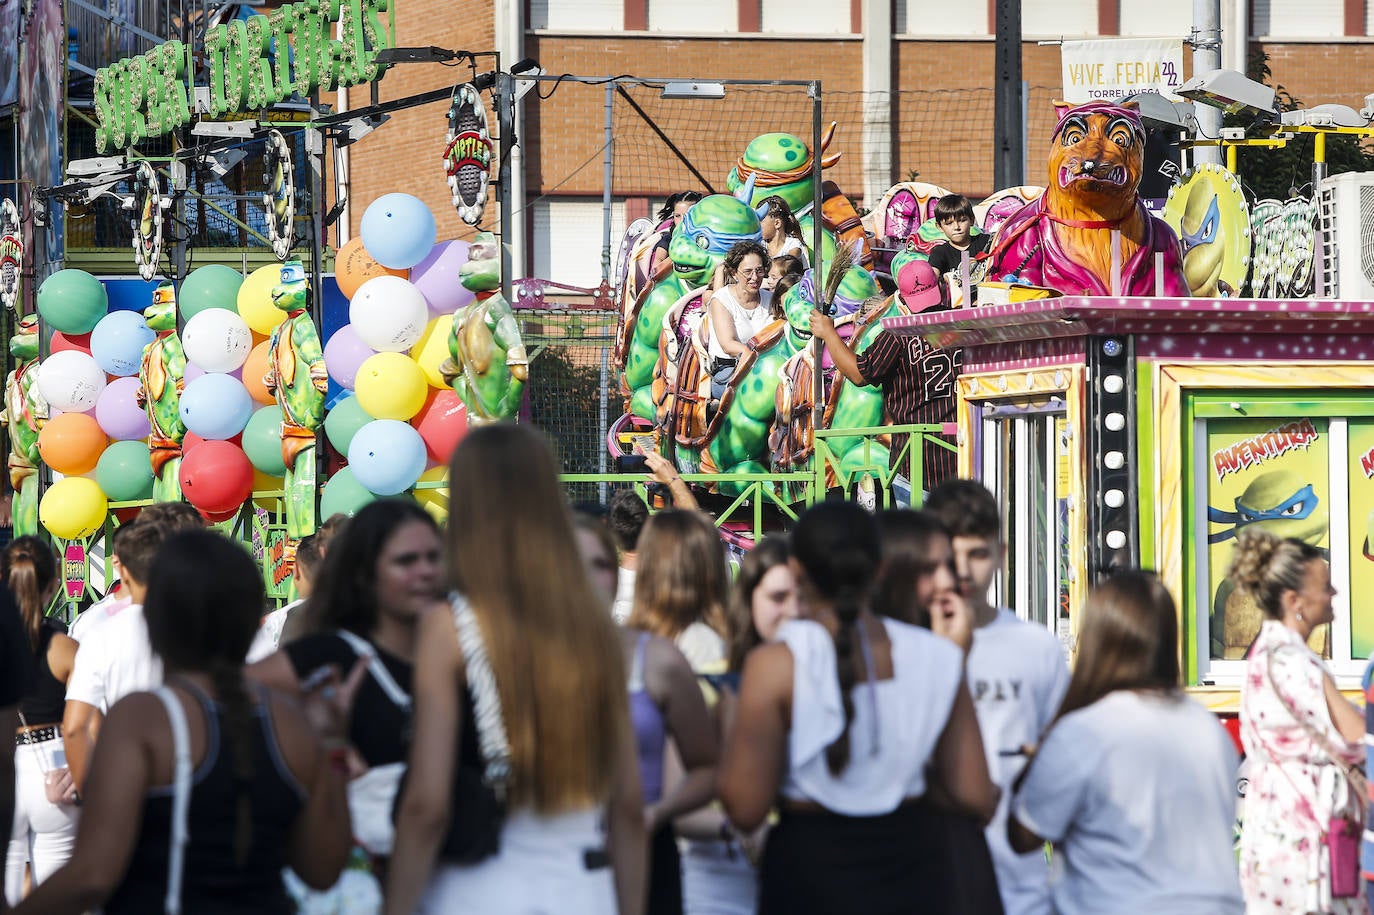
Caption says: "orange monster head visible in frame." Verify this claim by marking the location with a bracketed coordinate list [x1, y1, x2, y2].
[1047, 101, 1146, 213]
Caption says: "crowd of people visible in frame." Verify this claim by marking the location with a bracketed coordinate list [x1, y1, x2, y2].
[0, 414, 1368, 914]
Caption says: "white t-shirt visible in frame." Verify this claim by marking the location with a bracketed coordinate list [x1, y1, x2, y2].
[68, 589, 131, 643]
[675, 621, 726, 672]
[65, 603, 162, 712]
[612, 566, 635, 625]
[1014, 691, 1244, 915]
[778, 617, 962, 815]
[775, 235, 809, 268]
[707, 287, 771, 363]
[966, 608, 1070, 915]
[245, 598, 306, 663]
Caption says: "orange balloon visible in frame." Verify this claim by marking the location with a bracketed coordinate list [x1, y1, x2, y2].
[242, 340, 275, 405]
[38, 412, 109, 475]
[336, 236, 407, 300]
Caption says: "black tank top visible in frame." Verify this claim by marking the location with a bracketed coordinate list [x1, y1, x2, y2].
[103, 686, 306, 915]
[20, 623, 67, 724]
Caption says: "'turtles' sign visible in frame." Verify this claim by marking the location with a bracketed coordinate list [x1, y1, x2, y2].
[93, 0, 394, 153]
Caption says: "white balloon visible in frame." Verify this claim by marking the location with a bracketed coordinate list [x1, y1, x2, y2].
[349, 276, 429, 353]
[182, 307, 253, 373]
[37, 350, 108, 413]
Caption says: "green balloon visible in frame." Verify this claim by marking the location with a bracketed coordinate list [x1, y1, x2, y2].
[324, 394, 373, 454]
[320, 467, 377, 518]
[94, 440, 155, 502]
[38, 269, 109, 334]
[242, 405, 289, 476]
[179, 265, 244, 320]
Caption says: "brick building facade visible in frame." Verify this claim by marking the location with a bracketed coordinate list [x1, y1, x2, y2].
[346, 0, 1374, 289]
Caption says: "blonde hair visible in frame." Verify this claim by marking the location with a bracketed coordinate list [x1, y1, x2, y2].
[1226, 528, 1324, 620]
[448, 424, 628, 813]
[628, 510, 729, 640]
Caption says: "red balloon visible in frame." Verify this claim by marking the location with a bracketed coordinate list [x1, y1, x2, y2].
[51, 331, 93, 355]
[178, 440, 253, 514]
[183, 430, 242, 452]
[412, 389, 467, 464]
[113, 506, 141, 524]
[199, 506, 240, 523]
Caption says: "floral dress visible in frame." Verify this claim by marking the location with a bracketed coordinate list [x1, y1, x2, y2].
[1240, 620, 1367, 914]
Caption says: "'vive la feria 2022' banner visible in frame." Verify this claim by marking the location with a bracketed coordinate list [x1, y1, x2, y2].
[92, 0, 394, 153]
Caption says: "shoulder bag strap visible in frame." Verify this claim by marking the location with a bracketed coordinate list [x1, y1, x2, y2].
[334, 629, 412, 712]
[450, 592, 512, 797]
[1264, 646, 1368, 798]
[153, 685, 192, 915]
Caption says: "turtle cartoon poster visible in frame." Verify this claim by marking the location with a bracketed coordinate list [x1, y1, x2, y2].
[1346, 421, 1374, 657]
[1206, 418, 1329, 659]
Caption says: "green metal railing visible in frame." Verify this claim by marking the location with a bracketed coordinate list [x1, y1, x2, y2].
[563, 423, 956, 540]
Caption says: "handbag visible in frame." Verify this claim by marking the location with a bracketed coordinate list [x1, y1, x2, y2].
[394, 592, 512, 865]
[333, 629, 412, 857]
[1259, 646, 1366, 902]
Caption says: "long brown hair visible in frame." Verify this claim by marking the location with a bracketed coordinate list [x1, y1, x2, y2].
[2, 536, 58, 652]
[873, 509, 949, 627]
[726, 535, 790, 672]
[628, 509, 729, 641]
[448, 423, 628, 813]
[1053, 570, 1180, 724]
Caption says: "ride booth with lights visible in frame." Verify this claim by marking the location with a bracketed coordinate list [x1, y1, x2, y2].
[888, 296, 1374, 710]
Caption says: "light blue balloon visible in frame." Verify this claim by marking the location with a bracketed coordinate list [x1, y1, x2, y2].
[90, 310, 156, 376]
[347, 419, 427, 496]
[179, 373, 254, 440]
[359, 194, 437, 270]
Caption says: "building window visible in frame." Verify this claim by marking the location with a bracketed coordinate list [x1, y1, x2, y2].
[646, 0, 735, 30]
[761, 0, 853, 33]
[529, 0, 624, 31]
[532, 198, 627, 288]
[1023, 0, 1097, 36]
[1252, 0, 1344, 36]
[1119, 0, 1191, 37]
[900, 0, 988, 35]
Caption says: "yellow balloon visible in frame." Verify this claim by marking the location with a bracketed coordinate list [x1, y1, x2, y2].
[236, 264, 288, 335]
[252, 468, 286, 511]
[354, 352, 428, 421]
[40, 476, 109, 540]
[409, 315, 454, 389]
[413, 465, 448, 525]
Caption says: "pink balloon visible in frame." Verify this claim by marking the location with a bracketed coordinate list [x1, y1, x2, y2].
[410, 240, 477, 317]
[94, 377, 152, 441]
[324, 324, 377, 390]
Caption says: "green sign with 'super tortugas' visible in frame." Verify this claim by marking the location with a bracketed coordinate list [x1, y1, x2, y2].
[93, 0, 394, 153]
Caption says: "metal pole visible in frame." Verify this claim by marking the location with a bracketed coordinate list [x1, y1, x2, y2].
[602, 83, 613, 283]
[1192, 0, 1223, 165]
[810, 81, 825, 440]
[993, 0, 1024, 188]
[496, 65, 514, 303]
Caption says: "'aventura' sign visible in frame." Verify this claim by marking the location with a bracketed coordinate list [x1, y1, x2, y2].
[93, 0, 394, 153]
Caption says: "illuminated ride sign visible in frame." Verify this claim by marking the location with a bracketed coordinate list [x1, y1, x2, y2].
[93, 0, 395, 154]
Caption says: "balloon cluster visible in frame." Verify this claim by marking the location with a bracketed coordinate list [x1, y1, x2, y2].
[26, 193, 475, 537]
[321, 194, 470, 518]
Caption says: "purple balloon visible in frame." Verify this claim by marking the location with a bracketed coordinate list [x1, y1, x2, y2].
[324, 324, 377, 390]
[95, 377, 152, 441]
[410, 240, 477, 317]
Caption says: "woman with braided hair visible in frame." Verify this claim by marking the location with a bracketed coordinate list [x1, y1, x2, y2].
[719, 501, 997, 914]
[12, 530, 354, 914]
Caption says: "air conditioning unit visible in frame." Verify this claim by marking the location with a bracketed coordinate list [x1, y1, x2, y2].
[1317, 171, 1374, 299]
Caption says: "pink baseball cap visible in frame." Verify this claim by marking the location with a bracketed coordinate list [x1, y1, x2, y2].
[897, 259, 943, 311]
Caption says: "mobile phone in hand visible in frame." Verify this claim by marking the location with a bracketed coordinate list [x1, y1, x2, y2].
[615, 454, 648, 473]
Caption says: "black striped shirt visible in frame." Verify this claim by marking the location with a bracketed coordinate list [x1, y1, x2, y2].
[854, 330, 962, 491]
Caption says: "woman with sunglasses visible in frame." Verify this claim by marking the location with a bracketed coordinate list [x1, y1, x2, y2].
[707, 241, 773, 401]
